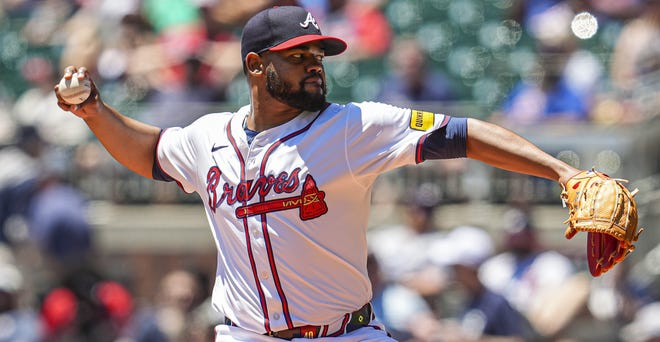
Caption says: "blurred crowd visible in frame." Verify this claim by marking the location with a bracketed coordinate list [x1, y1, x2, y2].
[0, 0, 658, 135]
[368, 185, 660, 342]
[0, 0, 659, 341]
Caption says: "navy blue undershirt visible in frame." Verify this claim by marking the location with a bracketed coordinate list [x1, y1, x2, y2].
[422, 116, 468, 160]
[245, 126, 259, 145]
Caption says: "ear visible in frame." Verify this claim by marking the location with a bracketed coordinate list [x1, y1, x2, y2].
[245, 52, 264, 75]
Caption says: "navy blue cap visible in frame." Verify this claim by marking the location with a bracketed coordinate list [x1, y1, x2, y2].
[240, 6, 347, 63]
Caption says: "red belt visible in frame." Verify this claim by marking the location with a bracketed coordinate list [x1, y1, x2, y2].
[225, 303, 373, 340]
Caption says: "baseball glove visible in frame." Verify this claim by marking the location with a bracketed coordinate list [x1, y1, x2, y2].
[561, 169, 643, 277]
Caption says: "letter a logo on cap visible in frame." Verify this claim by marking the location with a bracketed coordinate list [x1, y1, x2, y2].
[300, 12, 319, 30]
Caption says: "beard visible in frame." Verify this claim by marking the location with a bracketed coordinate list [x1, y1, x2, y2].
[266, 69, 327, 111]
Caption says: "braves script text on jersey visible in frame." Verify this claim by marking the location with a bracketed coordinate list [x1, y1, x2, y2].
[156, 101, 451, 335]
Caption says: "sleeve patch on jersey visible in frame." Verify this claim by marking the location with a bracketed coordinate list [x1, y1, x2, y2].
[410, 110, 435, 131]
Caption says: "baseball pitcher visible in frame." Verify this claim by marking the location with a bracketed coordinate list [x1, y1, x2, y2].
[55, 6, 642, 341]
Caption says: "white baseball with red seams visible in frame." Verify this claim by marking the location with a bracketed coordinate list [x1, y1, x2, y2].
[58, 75, 91, 104]
[156, 101, 449, 338]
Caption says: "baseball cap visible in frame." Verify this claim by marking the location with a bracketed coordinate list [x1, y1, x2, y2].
[240, 6, 347, 64]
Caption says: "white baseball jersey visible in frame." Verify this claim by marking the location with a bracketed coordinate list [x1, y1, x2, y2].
[156, 101, 451, 335]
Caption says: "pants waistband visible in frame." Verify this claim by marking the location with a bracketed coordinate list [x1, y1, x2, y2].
[224, 303, 373, 340]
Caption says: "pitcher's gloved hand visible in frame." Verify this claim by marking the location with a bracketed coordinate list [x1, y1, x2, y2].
[561, 169, 643, 276]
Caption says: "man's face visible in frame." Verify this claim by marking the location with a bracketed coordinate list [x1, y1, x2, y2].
[262, 43, 327, 111]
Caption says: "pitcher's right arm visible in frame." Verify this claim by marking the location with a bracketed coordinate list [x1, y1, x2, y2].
[55, 66, 161, 179]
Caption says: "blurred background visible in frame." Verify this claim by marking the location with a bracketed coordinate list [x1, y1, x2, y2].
[0, 0, 658, 341]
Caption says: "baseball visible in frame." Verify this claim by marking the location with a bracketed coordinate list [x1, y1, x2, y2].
[571, 12, 598, 39]
[58, 75, 92, 105]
